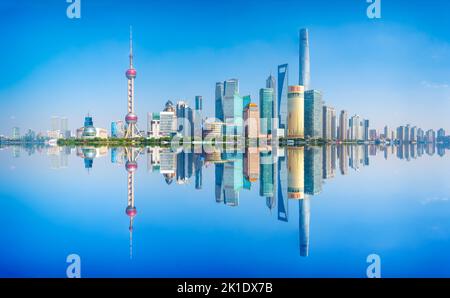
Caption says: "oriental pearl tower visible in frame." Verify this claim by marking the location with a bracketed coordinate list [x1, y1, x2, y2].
[124, 26, 142, 138]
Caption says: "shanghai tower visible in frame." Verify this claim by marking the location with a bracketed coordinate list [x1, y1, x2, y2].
[299, 28, 311, 90]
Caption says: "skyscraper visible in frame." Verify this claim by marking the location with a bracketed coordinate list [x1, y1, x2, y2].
[259, 88, 274, 137]
[299, 28, 311, 90]
[339, 110, 348, 141]
[304, 90, 323, 139]
[194, 96, 203, 139]
[215, 82, 224, 122]
[363, 119, 370, 141]
[243, 103, 260, 139]
[222, 79, 243, 136]
[266, 74, 277, 133]
[287, 85, 305, 138]
[350, 115, 363, 141]
[277, 64, 289, 134]
[322, 105, 335, 140]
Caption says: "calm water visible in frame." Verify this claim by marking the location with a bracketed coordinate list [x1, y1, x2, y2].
[0, 143, 449, 277]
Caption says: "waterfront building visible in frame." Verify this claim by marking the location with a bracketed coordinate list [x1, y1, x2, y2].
[243, 103, 260, 139]
[322, 105, 335, 141]
[349, 115, 363, 141]
[259, 88, 274, 137]
[339, 110, 348, 141]
[287, 85, 305, 138]
[304, 90, 323, 139]
[277, 64, 289, 136]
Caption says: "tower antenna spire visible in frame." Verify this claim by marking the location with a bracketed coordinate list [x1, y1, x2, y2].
[129, 26, 133, 68]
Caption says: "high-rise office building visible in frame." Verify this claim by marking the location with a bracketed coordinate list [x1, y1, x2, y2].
[277, 64, 289, 134]
[215, 82, 224, 122]
[339, 110, 348, 141]
[243, 103, 260, 139]
[222, 79, 243, 136]
[322, 105, 336, 140]
[349, 115, 363, 141]
[259, 88, 274, 137]
[363, 119, 370, 141]
[148, 112, 161, 138]
[194, 96, 203, 139]
[304, 90, 323, 139]
[12, 127, 20, 140]
[266, 74, 277, 133]
[299, 28, 311, 90]
[287, 85, 304, 138]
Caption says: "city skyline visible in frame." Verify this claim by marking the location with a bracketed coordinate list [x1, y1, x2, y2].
[1, 1, 450, 135]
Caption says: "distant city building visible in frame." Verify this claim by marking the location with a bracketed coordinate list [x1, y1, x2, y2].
[194, 96, 203, 139]
[425, 129, 436, 143]
[266, 74, 277, 133]
[287, 85, 305, 138]
[304, 90, 323, 139]
[363, 120, 370, 141]
[322, 105, 336, 140]
[349, 115, 363, 141]
[148, 112, 161, 138]
[369, 129, 377, 141]
[259, 88, 274, 137]
[12, 127, 20, 140]
[339, 110, 348, 141]
[437, 128, 446, 142]
[299, 28, 311, 90]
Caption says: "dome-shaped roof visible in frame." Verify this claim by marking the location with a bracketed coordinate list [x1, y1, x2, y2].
[82, 126, 96, 137]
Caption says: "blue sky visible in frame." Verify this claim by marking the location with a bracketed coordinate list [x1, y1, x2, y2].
[1, 0, 450, 135]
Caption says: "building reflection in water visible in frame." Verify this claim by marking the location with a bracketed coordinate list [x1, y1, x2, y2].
[32, 141, 447, 258]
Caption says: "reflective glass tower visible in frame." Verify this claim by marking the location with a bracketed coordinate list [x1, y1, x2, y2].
[299, 28, 311, 90]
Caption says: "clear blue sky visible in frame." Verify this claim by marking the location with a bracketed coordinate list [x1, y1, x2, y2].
[1, 0, 450, 135]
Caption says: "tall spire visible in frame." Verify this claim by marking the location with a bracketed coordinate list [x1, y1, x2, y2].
[129, 25, 133, 68]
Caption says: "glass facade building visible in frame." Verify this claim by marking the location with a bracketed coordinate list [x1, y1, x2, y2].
[304, 90, 323, 139]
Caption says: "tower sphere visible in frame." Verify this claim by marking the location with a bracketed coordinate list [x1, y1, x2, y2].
[126, 68, 137, 79]
[125, 113, 138, 124]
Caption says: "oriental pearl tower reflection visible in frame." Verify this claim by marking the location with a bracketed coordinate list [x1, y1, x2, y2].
[124, 147, 142, 259]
